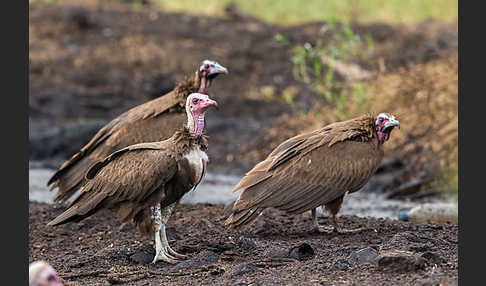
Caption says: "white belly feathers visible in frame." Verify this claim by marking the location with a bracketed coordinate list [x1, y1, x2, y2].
[184, 147, 208, 186]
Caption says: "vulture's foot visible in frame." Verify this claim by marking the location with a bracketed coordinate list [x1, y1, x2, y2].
[153, 224, 183, 264]
[313, 226, 369, 234]
[152, 245, 181, 264]
[152, 232, 181, 264]
[118, 222, 133, 232]
[334, 227, 369, 234]
[312, 225, 337, 234]
[167, 245, 187, 259]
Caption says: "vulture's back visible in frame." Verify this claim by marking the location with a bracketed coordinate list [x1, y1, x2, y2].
[48, 89, 189, 203]
[47, 140, 180, 227]
[227, 115, 384, 227]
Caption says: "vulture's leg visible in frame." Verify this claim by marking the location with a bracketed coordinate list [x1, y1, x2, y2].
[311, 206, 335, 233]
[311, 208, 320, 230]
[310, 196, 346, 233]
[325, 195, 344, 233]
[118, 221, 133, 231]
[159, 202, 187, 259]
[325, 195, 368, 234]
[152, 204, 178, 264]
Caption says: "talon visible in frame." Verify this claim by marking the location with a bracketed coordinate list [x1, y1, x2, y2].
[312, 226, 336, 234]
[152, 251, 179, 264]
[164, 249, 180, 261]
[168, 246, 187, 259]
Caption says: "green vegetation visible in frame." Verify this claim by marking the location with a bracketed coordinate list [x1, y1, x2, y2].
[30, 0, 458, 25]
[287, 20, 373, 119]
[155, 0, 457, 25]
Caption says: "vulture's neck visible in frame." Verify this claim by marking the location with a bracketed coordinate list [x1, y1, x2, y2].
[185, 106, 206, 136]
[331, 115, 378, 143]
[172, 127, 208, 151]
[173, 99, 209, 150]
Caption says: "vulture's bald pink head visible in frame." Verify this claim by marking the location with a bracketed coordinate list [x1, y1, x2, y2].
[375, 113, 400, 144]
[29, 261, 63, 286]
[197, 60, 228, 94]
[186, 93, 218, 135]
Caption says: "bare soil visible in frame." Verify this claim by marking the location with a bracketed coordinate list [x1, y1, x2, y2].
[29, 202, 458, 286]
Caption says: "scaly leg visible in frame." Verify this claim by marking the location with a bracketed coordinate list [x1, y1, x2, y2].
[152, 204, 179, 264]
[311, 208, 319, 230]
[311, 207, 335, 233]
[320, 195, 368, 234]
[159, 202, 187, 259]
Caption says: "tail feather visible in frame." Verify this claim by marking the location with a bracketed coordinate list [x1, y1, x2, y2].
[225, 208, 262, 229]
[47, 189, 106, 226]
[49, 155, 98, 203]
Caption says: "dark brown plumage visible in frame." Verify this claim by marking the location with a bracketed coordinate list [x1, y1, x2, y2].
[48, 93, 218, 264]
[47, 60, 227, 203]
[225, 113, 400, 232]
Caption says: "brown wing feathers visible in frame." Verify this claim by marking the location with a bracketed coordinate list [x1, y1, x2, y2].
[226, 114, 382, 228]
[47, 78, 197, 203]
[47, 142, 178, 227]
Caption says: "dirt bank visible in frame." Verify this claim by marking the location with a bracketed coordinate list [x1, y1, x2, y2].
[29, 202, 458, 285]
[29, 1, 458, 177]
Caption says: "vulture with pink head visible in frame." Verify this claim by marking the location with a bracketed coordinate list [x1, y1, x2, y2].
[29, 261, 63, 286]
[226, 113, 400, 232]
[48, 93, 218, 264]
[47, 60, 228, 203]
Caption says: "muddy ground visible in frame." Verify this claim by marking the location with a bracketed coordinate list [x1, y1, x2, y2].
[30, 202, 458, 285]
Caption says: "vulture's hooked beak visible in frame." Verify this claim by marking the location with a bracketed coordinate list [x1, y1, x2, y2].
[208, 62, 229, 78]
[203, 98, 219, 110]
[384, 118, 400, 131]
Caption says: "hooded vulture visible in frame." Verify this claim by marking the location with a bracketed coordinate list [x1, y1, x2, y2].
[29, 261, 63, 286]
[48, 93, 218, 264]
[47, 60, 228, 203]
[225, 113, 400, 232]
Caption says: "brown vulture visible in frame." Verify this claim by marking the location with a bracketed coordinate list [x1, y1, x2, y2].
[225, 113, 400, 232]
[47, 60, 228, 203]
[29, 261, 63, 286]
[48, 93, 218, 264]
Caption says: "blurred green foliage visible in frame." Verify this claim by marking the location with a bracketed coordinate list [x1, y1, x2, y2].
[155, 0, 457, 25]
[288, 20, 373, 119]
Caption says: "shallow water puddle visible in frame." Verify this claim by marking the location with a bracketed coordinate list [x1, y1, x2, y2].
[29, 166, 432, 220]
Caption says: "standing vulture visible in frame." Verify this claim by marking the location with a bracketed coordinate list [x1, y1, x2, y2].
[48, 93, 218, 264]
[47, 60, 228, 203]
[225, 113, 400, 232]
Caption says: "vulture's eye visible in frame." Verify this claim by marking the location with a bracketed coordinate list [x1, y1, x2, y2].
[204, 64, 210, 69]
[379, 117, 384, 123]
[192, 98, 199, 105]
[47, 274, 56, 281]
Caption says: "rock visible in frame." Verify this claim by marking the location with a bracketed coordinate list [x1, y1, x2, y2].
[289, 242, 315, 261]
[130, 250, 154, 264]
[421, 251, 443, 265]
[377, 250, 426, 272]
[237, 238, 257, 251]
[225, 263, 257, 278]
[331, 258, 351, 271]
[171, 250, 219, 271]
[263, 246, 288, 259]
[347, 247, 378, 264]
[380, 231, 433, 252]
